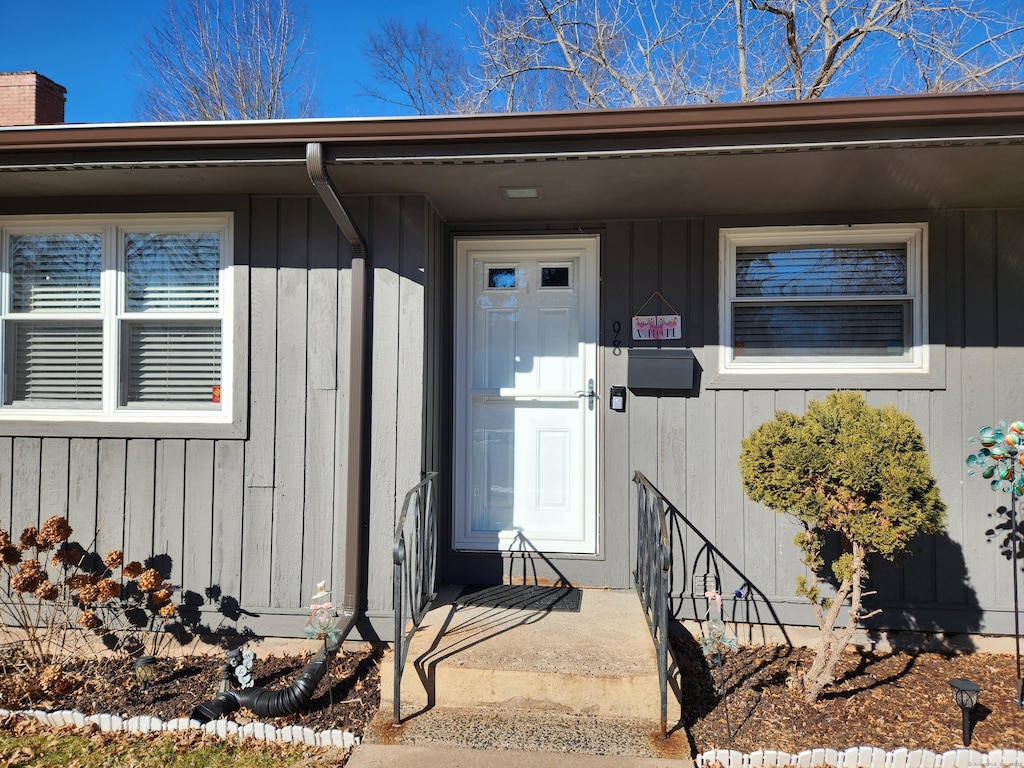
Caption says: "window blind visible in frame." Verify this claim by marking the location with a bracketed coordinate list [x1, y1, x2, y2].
[733, 304, 909, 356]
[125, 323, 221, 404]
[8, 322, 103, 403]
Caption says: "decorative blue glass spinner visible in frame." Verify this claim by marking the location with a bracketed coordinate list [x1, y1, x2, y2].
[966, 421, 1024, 495]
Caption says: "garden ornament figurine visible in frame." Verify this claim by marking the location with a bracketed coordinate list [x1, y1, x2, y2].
[701, 588, 737, 739]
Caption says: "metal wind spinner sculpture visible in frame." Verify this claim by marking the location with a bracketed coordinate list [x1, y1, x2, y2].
[966, 422, 1024, 709]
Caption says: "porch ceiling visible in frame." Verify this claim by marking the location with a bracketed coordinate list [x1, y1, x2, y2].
[323, 140, 1024, 221]
[1, 139, 1022, 222]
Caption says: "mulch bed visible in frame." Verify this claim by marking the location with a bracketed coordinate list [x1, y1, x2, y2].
[3, 640, 1024, 756]
[0, 646, 382, 736]
[676, 639, 1024, 754]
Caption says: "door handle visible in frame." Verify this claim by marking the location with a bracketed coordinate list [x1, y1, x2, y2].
[576, 378, 597, 411]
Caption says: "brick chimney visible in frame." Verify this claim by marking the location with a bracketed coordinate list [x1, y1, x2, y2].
[0, 72, 66, 126]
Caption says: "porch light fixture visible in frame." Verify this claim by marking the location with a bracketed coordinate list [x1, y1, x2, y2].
[948, 678, 980, 746]
[501, 186, 541, 199]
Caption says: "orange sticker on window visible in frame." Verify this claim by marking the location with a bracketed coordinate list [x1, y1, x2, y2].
[212, 385, 221, 403]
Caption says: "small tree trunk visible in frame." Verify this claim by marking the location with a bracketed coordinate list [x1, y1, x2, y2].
[801, 542, 868, 703]
[802, 622, 856, 703]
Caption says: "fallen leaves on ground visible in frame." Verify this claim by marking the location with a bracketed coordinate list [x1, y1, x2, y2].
[679, 641, 1024, 753]
[3, 640, 1024, 759]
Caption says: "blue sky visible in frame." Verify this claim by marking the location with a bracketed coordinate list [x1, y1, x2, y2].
[0, 0, 471, 124]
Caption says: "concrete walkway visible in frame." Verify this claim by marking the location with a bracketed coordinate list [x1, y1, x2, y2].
[348, 743, 692, 767]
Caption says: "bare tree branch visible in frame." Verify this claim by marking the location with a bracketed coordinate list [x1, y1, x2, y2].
[363, 0, 1024, 113]
[359, 19, 479, 114]
[133, 0, 318, 121]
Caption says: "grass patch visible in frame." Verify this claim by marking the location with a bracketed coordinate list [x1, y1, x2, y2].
[0, 732, 349, 767]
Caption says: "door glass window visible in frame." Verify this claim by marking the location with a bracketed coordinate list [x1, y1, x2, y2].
[541, 266, 570, 288]
[487, 267, 517, 289]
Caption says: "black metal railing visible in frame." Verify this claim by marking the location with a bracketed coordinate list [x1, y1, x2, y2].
[632, 470, 672, 739]
[392, 471, 439, 723]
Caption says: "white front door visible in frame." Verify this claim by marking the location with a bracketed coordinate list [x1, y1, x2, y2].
[454, 236, 598, 554]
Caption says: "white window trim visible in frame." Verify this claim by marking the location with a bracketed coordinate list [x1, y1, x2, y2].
[0, 213, 233, 426]
[718, 223, 929, 377]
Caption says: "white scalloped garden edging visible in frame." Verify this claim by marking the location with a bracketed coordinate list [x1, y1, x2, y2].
[0, 707, 359, 749]
[698, 747, 1024, 768]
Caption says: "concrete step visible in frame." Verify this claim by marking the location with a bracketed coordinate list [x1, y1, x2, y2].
[380, 587, 664, 720]
[371, 586, 688, 761]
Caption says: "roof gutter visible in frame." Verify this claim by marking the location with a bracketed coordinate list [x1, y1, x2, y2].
[4, 90, 1024, 151]
[323, 131, 1024, 166]
[305, 142, 368, 638]
[2, 130, 1021, 178]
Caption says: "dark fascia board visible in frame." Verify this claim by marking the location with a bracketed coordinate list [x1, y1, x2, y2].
[2, 90, 1024, 154]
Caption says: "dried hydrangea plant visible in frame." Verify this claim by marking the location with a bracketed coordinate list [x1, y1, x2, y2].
[0, 515, 179, 700]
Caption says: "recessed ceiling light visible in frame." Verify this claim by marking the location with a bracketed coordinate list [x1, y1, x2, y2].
[501, 186, 541, 199]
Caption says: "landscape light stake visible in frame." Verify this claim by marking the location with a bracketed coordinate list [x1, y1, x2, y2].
[967, 422, 1024, 710]
[707, 635, 732, 740]
[323, 634, 334, 714]
[949, 678, 981, 746]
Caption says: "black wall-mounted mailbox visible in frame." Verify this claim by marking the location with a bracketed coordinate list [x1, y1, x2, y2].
[627, 348, 696, 391]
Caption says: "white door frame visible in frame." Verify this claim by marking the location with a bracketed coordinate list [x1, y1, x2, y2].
[453, 235, 599, 554]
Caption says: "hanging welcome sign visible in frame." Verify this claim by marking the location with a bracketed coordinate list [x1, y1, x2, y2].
[632, 315, 681, 340]
[632, 291, 681, 340]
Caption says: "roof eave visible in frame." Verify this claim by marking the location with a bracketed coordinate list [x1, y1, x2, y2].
[2, 90, 1024, 152]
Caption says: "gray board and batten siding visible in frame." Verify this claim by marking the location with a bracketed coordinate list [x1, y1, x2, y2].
[1, 191, 1022, 641]
[444, 208, 1024, 640]
[0, 193, 436, 641]
[593, 208, 1024, 639]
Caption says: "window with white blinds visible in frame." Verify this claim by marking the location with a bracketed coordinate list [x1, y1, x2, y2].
[0, 215, 232, 420]
[719, 224, 927, 374]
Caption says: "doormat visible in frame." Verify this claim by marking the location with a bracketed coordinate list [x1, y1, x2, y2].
[456, 584, 582, 613]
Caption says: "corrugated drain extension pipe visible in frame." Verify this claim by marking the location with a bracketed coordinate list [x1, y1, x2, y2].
[192, 639, 341, 720]
[192, 143, 369, 723]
